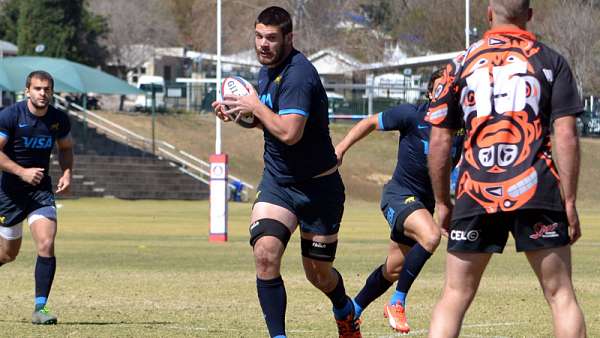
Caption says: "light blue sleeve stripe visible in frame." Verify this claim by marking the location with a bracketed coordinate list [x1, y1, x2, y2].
[0, 131, 7, 138]
[279, 108, 308, 117]
[377, 112, 384, 130]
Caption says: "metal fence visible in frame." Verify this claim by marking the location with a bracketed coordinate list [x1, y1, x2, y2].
[163, 80, 428, 117]
[158, 81, 600, 136]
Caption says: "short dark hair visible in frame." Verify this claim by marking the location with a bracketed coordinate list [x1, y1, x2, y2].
[427, 68, 445, 98]
[490, 0, 530, 23]
[256, 6, 293, 35]
[26, 70, 54, 90]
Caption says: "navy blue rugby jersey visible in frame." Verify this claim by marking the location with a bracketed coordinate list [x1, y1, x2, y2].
[0, 100, 71, 189]
[257, 48, 337, 183]
[378, 102, 463, 202]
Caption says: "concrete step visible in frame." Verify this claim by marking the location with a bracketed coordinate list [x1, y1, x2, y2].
[45, 117, 210, 200]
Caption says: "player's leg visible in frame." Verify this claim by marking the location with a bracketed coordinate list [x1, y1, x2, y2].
[300, 232, 360, 337]
[353, 241, 409, 319]
[299, 172, 359, 337]
[28, 206, 58, 325]
[428, 251, 491, 338]
[429, 213, 506, 338]
[385, 208, 440, 333]
[250, 201, 298, 338]
[0, 190, 26, 266]
[525, 246, 586, 338]
[353, 189, 415, 320]
[0, 225, 23, 266]
[514, 210, 586, 338]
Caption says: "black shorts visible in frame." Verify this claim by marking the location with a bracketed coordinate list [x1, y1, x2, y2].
[380, 181, 433, 246]
[0, 187, 56, 227]
[255, 171, 345, 235]
[448, 209, 570, 253]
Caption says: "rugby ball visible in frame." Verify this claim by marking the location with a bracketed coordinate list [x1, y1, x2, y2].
[221, 76, 258, 128]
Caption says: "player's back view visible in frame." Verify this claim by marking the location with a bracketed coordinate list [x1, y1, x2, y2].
[426, 1, 586, 337]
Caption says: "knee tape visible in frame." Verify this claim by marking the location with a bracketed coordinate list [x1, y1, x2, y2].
[301, 237, 337, 262]
[249, 218, 291, 247]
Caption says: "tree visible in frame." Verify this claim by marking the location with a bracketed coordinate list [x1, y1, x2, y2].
[89, 0, 181, 72]
[532, 0, 600, 95]
[0, 0, 109, 67]
[0, 0, 19, 44]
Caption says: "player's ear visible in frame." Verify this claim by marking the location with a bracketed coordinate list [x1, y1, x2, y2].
[284, 32, 293, 46]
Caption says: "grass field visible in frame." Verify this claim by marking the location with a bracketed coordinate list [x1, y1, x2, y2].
[0, 198, 598, 337]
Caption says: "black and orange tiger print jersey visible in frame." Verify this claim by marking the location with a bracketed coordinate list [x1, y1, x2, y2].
[427, 27, 583, 219]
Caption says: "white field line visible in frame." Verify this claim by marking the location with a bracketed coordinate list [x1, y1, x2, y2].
[160, 321, 527, 337]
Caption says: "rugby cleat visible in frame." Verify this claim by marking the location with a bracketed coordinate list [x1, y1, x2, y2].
[335, 309, 362, 338]
[31, 305, 57, 325]
[383, 301, 410, 333]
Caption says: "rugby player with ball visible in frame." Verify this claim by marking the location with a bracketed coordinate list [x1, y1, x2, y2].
[212, 6, 361, 338]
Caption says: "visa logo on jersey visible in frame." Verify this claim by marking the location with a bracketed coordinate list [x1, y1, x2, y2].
[22, 136, 53, 149]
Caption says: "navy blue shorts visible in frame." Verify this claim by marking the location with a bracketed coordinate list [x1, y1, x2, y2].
[380, 181, 433, 246]
[0, 187, 56, 227]
[255, 171, 345, 235]
[448, 209, 570, 253]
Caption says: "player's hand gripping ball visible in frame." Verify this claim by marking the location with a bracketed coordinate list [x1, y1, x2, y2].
[221, 76, 258, 128]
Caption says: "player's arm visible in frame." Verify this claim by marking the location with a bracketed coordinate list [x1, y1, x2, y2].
[552, 115, 581, 244]
[428, 126, 455, 232]
[335, 114, 379, 166]
[222, 85, 306, 145]
[55, 134, 74, 194]
[251, 101, 306, 145]
[0, 136, 45, 185]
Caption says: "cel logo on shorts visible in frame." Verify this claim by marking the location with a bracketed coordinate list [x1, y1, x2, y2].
[404, 196, 416, 204]
[450, 230, 480, 242]
[0, 215, 4, 224]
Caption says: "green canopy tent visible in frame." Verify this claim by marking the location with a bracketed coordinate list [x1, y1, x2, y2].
[0, 56, 141, 144]
[0, 56, 139, 95]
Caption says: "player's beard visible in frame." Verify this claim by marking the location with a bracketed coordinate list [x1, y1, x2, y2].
[256, 43, 285, 66]
[30, 97, 49, 109]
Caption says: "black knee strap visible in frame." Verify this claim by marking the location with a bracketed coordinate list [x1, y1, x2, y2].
[301, 237, 337, 262]
[249, 218, 291, 247]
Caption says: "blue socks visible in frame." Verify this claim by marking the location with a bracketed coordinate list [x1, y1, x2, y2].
[326, 268, 353, 319]
[353, 264, 393, 317]
[353, 243, 433, 318]
[393, 243, 432, 306]
[34, 256, 56, 310]
[389, 291, 407, 306]
[257, 276, 287, 338]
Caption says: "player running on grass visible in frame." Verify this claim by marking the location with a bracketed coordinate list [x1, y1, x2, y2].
[335, 70, 463, 333]
[213, 6, 360, 337]
[0, 71, 73, 324]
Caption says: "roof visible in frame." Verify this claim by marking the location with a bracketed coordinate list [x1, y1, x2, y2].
[186, 50, 260, 68]
[360, 51, 463, 74]
[307, 48, 364, 75]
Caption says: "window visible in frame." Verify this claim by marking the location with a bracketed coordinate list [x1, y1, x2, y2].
[163, 65, 172, 82]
